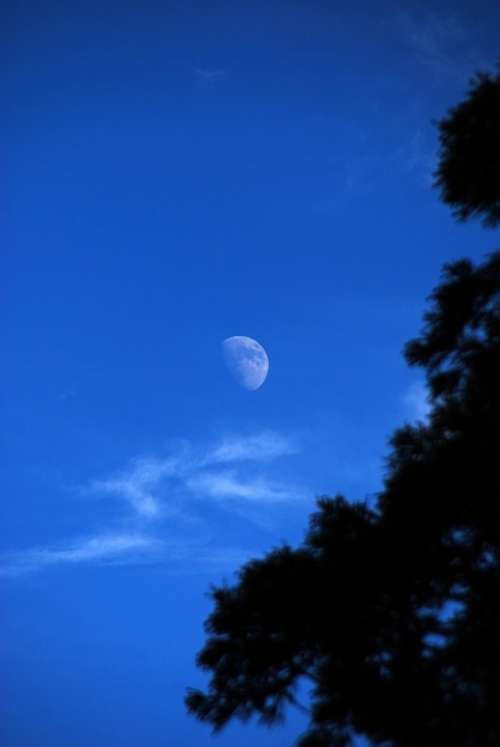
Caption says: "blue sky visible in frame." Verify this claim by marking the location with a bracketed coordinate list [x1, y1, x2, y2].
[3, 1, 500, 745]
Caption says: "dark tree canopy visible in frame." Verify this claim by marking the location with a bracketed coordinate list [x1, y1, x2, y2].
[433, 62, 500, 227]
[186, 65, 500, 747]
[186, 252, 500, 746]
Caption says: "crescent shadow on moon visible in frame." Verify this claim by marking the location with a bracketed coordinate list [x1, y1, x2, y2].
[222, 336, 269, 390]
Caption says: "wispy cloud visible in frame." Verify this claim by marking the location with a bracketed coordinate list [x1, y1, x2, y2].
[205, 431, 297, 465]
[0, 533, 163, 578]
[403, 381, 431, 422]
[88, 457, 178, 518]
[186, 470, 304, 503]
[3, 431, 304, 579]
[0, 533, 253, 578]
[86, 431, 301, 517]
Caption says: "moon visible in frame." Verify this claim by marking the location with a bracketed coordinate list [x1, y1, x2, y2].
[222, 336, 269, 391]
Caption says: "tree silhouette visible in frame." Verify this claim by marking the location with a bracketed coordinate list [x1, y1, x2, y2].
[186, 65, 500, 747]
[433, 62, 500, 227]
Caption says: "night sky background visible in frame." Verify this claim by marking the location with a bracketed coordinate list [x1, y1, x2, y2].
[3, 1, 500, 745]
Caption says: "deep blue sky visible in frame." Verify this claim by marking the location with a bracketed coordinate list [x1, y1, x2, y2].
[3, 1, 499, 745]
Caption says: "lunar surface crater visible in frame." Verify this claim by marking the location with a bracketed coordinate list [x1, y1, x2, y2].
[222, 336, 269, 390]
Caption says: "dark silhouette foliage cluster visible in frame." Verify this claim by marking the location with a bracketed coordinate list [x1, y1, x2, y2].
[186, 63, 500, 746]
[433, 62, 500, 227]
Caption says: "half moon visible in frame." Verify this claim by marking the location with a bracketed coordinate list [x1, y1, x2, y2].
[222, 336, 269, 391]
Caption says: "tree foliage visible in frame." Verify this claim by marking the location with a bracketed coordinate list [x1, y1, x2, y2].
[186, 64, 500, 746]
[433, 62, 500, 227]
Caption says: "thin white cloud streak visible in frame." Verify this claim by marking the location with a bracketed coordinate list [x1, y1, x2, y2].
[403, 381, 431, 422]
[89, 457, 178, 517]
[0, 533, 163, 578]
[1, 431, 304, 578]
[204, 431, 297, 465]
[86, 431, 301, 517]
[186, 470, 305, 503]
[0, 533, 254, 579]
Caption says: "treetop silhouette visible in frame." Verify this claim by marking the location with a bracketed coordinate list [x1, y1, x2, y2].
[433, 62, 500, 227]
[186, 63, 500, 747]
